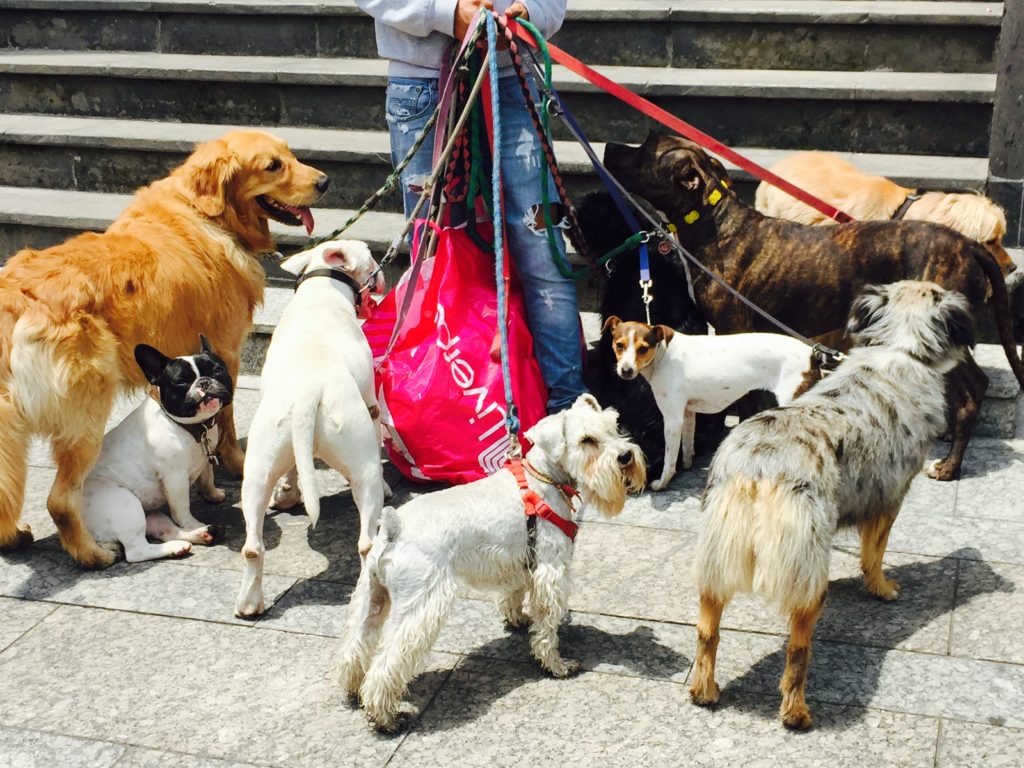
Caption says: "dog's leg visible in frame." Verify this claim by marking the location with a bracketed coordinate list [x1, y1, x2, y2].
[690, 590, 725, 706]
[780, 592, 826, 731]
[859, 513, 900, 601]
[0, 403, 33, 551]
[926, 360, 988, 481]
[338, 566, 390, 697]
[498, 587, 530, 630]
[366, 401, 392, 500]
[162, 472, 218, 545]
[270, 467, 302, 510]
[320, 429, 384, 557]
[360, 573, 456, 732]
[145, 511, 209, 550]
[681, 406, 697, 471]
[196, 461, 226, 504]
[652, 405, 685, 491]
[528, 560, 578, 678]
[214, 351, 245, 477]
[49, 436, 118, 569]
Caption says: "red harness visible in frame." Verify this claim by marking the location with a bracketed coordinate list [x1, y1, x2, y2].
[505, 458, 580, 541]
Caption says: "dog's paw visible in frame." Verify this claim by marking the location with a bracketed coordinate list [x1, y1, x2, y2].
[271, 480, 302, 510]
[689, 681, 720, 707]
[923, 458, 959, 482]
[867, 578, 901, 602]
[781, 705, 814, 731]
[170, 541, 192, 558]
[195, 525, 224, 546]
[0, 524, 33, 551]
[203, 486, 227, 503]
[234, 593, 266, 619]
[78, 541, 121, 569]
[545, 657, 581, 679]
[383, 480, 394, 500]
[650, 476, 673, 492]
[503, 616, 531, 633]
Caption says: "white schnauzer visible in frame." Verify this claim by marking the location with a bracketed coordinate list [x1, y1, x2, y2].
[337, 394, 646, 731]
[690, 280, 975, 730]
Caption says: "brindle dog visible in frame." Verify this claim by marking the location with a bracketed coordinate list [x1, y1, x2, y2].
[603, 133, 1024, 481]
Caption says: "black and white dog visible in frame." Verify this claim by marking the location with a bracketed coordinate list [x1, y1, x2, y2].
[578, 192, 721, 477]
[82, 336, 232, 562]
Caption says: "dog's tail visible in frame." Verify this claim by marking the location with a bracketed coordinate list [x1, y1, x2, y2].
[696, 473, 832, 613]
[291, 390, 322, 528]
[379, 505, 401, 543]
[974, 244, 1024, 389]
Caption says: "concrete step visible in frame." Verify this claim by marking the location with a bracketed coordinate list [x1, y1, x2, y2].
[0, 0, 1004, 73]
[0, 114, 992, 213]
[0, 50, 996, 153]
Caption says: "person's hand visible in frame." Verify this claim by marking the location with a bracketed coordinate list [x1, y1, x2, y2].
[505, 2, 529, 20]
[454, 0, 486, 40]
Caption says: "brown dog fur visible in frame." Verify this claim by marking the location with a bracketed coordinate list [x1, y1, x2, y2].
[0, 129, 327, 567]
[754, 151, 1012, 273]
[604, 134, 1024, 481]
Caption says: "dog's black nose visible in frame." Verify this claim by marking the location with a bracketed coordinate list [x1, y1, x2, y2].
[315, 175, 330, 193]
[617, 451, 633, 467]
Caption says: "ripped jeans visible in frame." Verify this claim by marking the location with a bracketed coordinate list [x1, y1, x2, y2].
[385, 74, 587, 413]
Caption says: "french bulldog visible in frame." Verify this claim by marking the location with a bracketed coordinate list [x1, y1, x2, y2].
[83, 336, 233, 562]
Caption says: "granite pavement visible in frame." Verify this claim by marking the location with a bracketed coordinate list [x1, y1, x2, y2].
[1, 377, 1023, 767]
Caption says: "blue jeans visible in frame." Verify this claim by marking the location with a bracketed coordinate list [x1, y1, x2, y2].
[385, 74, 588, 413]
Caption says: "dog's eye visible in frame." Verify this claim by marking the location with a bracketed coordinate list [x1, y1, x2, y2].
[266, 158, 282, 172]
[614, 342, 625, 351]
[637, 343, 649, 353]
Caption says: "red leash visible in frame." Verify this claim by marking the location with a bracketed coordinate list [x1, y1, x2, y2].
[505, 458, 579, 541]
[506, 19, 854, 225]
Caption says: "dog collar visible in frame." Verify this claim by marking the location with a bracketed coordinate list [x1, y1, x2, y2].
[294, 267, 377, 320]
[677, 180, 730, 228]
[505, 458, 579, 542]
[891, 192, 922, 221]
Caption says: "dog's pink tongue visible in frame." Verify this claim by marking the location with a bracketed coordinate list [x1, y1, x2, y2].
[297, 207, 314, 235]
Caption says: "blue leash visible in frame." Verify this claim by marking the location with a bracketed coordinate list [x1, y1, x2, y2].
[484, 13, 521, 448]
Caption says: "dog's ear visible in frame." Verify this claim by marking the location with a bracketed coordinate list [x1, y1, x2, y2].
[199, 334, 214, 355]
[576, 393, 602, 411]
[847, 284, 889, 337]
[322, 246, 352, 270]
[601, 316, 622, 336]
[183, 139, 241, 217]
[278, 248, 314, 276]
[134, 344, 171, 384]
[524, 410, 567, 459]
[649, 325, 675, 346]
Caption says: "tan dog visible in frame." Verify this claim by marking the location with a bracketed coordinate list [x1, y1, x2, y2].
[754, 151, 1012, 273]
[0, 129, 328, 568]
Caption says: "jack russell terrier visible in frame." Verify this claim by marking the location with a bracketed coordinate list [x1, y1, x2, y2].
[604, 317, 819, 490]
[83, 337, 231, 562]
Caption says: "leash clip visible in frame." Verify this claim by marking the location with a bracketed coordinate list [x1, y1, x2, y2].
[640, 279, 654, 324]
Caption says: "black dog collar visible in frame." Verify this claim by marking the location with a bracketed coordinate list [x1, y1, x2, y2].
[294, 268, 363, 308]
[891, 193, 922, 221]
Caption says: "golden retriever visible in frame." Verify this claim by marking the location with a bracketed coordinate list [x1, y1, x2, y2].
[0, 129, 328, 568]
[754, 151, 1012, 273]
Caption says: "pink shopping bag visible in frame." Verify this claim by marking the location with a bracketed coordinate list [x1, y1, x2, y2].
[363, 219, 548, 484]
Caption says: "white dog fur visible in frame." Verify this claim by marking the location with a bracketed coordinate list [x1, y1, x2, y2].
[604, 317, 817, 490]
[336, 394, 646, 731]
[235, 239, 388, 618]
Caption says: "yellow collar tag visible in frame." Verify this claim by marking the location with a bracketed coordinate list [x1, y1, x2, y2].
[683, 210, 700, 225]
[708, 188, 722, 206]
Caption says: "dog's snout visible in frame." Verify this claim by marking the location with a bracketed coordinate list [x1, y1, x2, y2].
[315, 174, 330, 194]
[618, 451, 634, 467]
[619, 365, 635, 379]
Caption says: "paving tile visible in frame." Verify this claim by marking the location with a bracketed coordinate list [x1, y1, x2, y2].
[113, 747, 267, 768]
[0, 725, 124, 768]
[949, 559, 1023, 665]
[0, 548, 295, 625]
[0, 598, 58, 654]
[0, 605, 455, 768]
[391, 657, 939, 768]
[935, 720, 1024, 767]
[872, 508, 1024, 566]
[956, 442, 1024, 523]
[711, 628, 1024, 729]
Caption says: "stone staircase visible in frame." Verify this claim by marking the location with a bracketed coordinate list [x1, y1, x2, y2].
[0, 0, 1020, 435]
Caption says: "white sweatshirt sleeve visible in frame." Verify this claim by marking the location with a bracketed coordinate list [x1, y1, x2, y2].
[355, 0, 458, 38]
[520, 0, 567, 38]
